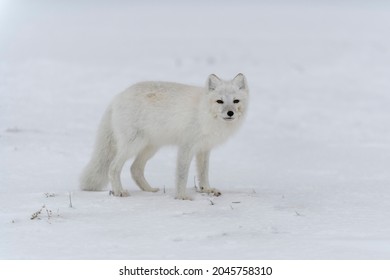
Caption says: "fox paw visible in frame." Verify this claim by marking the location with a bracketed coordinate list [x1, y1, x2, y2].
[200, 187, 221, 197]
[110, 189, 130, 197]
[175, 194, 193, 201]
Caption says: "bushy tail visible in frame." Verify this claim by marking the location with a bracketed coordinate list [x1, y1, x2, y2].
[79, 106, 116, 191]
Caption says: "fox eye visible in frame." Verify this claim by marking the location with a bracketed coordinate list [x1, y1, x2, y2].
[233, 100, 240, 104]
[216, 100, 224, 104]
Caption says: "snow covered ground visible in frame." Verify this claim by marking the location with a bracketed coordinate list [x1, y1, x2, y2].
[1, 0, 390, 259]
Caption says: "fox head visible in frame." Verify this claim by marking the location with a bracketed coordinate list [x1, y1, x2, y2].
[206, 73, 249, 122]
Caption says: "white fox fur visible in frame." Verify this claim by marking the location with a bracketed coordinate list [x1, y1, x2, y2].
[80, 73, 249, 200]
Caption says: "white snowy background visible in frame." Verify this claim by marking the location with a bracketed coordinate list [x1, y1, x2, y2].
[1, 0, 390, 259]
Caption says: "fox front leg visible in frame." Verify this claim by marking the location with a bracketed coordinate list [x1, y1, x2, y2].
[196, 151, 221, 196]
[175, 147, 194, 200]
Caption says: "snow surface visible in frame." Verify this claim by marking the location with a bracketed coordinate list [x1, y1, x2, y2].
[1, 0, 390, 259]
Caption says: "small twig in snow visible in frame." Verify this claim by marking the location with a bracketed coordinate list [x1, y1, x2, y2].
[30, 205, 58, 222]
[69, 192, 73, 208]
[31, 205, 46, 220]
[193, 176, 199, 192]
[45, 208, 53, 219]
[295, 210, 304, 217]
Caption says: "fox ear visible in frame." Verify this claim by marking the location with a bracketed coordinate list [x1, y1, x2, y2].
[233, 73, 247, 90]
[207, 74, 221, 91]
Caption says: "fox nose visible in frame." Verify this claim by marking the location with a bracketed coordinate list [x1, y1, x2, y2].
[227, 111, 234, 117]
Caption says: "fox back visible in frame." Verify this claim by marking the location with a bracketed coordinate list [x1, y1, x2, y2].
[110, 74, 248, 150]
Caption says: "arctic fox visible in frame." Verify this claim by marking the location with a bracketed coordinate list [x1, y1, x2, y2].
[80, 73, 249, 200]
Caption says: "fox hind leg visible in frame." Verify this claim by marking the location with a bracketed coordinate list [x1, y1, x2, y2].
[131, 145, 159, 192]
[108, 151, 130, 197]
